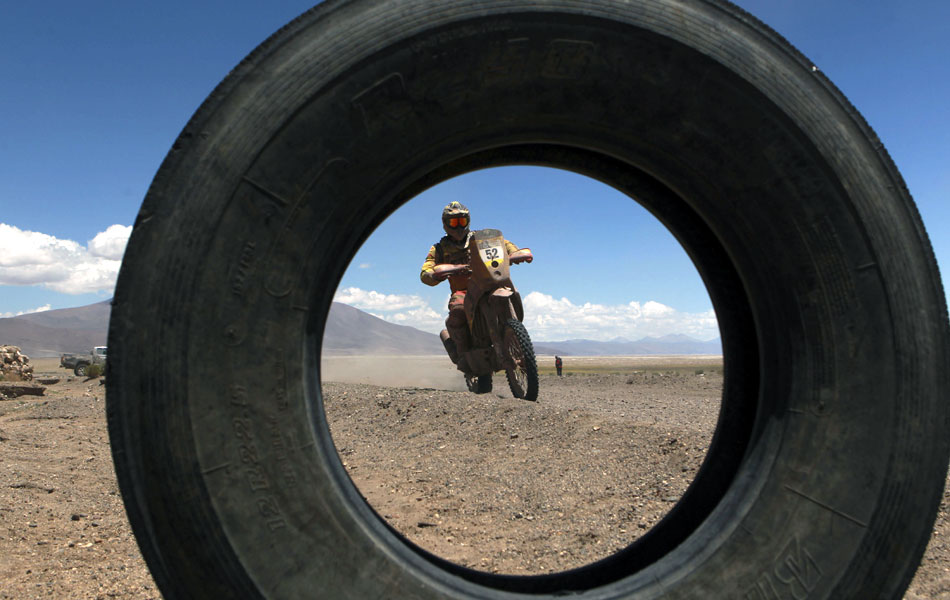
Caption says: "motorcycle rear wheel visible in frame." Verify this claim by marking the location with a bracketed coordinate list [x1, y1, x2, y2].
[503, 319, 539, 402]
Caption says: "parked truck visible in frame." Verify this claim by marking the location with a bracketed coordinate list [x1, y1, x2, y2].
[60, 346, 107, 376]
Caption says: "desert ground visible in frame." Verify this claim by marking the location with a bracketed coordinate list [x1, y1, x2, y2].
[0, 355, 946, 598]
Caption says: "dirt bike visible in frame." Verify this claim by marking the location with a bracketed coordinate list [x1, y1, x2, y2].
[432, 229, 539, 401]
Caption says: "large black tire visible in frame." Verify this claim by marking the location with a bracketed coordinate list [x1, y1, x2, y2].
[503, 319, 539, 401]
[107, 1, 949, 598]
[74, 363, 86, 377]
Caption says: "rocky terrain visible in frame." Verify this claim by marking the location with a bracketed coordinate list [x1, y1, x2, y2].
[0, 359, 157, 599]
[0, 345, 34, 382]
[0, 357, 946, 598]
[324, 363, 722, 574]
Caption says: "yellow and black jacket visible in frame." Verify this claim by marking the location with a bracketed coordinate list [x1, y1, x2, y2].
[420, 232, 519, 292]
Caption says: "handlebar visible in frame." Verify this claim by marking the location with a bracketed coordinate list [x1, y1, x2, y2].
[433, 249, 532, 281]
[509, 249, 533, 264]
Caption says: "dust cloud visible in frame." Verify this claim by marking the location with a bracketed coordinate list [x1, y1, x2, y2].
[319, 354, 726, 391]
[320, 355, 468, 391]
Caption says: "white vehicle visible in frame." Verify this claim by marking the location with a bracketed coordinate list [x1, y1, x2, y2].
[72, 346, 107, 376]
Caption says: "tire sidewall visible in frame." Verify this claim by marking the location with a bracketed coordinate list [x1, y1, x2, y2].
[108, 1, 950, 598]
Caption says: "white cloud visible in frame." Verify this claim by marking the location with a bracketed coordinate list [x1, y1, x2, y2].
[522, 291, 719, 341]
[0, 304, 51, 318]
[333, 287, 446, 333]
[0, 223, 131, 294]
[333, 286, 429, 311]
[358, 263, 371, 269]
[332, 286, 719, 341]
[641, 300, 675, 318]
[386, 305, 445, 332]
[88, 224, 132, 260]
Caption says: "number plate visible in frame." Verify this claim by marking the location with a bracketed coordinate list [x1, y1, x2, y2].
[478, 238, 504, 268]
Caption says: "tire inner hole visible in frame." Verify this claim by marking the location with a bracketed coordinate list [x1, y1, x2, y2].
[321, 166, 723, 575]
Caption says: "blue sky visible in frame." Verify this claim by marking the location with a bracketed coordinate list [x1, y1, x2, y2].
[1, 1, 947, 342]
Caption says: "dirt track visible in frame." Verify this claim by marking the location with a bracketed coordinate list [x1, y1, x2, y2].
[324, 356, 723, 575]
[0, 356, 947, 598]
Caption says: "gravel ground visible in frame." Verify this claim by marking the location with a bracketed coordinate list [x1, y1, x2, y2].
[0, 368, 158, 599]
[0, 357, 946, 598]
[324, 367, 722, 575]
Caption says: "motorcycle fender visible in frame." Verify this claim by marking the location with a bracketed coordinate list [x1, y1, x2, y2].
[490, 287, 524, 322]
[511, 290, 524, 322]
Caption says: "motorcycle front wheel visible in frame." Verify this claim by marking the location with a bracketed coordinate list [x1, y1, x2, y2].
[503, 319, 539, 402]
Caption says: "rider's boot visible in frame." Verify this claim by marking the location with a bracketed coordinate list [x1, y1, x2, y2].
[440, 330, 459, 364]
[446, 323, 471, 373]
[446, 304, 472, 372]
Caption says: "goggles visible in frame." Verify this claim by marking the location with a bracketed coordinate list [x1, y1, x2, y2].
[447, 216, 468, 228]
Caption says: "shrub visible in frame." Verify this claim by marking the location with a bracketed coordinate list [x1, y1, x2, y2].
[85, 363, 104, 378]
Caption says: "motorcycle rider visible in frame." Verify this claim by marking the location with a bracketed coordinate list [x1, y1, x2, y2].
[420, 201, 533, 367]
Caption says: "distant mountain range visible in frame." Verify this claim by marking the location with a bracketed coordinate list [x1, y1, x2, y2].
[0, 300, 720, 358]
[322, 302, 443, 355]
[0, 300, 111, 358]
[533, 334, 721, 356]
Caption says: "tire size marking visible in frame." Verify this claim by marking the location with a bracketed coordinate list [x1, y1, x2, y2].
[482, 38, 530, 84]
[227, 384, 288, 532]
[268, 417, 298, 490]
[483, 37, 594, 85]
[356, 36, 595, 136]
[273, 348, 288, 412]
[230, 241, 257, 298]
[541, 39, 595, 80]
[744, 536, 822, 600]
[408, 20, 515, 53]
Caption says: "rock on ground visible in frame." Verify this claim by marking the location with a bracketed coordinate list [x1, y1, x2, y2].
[0, 345, 33, 381]
[0, 381, 46, 399]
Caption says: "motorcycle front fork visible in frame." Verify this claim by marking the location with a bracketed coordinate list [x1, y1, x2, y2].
[487, 297, 519, 370]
